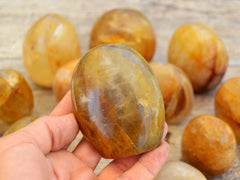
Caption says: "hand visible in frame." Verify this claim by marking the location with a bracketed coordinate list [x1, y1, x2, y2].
[0, 91, 169, 180]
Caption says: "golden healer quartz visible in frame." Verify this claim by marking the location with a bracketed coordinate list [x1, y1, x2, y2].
[71, 44, 165, 159]
[168, 24, 228, 93]
[90, 9, 156, 62]
[215, 77, 240, 143]
[22, 14, 81, 87]
[150, 62, 193, 124]
[0, 70, 33, 134]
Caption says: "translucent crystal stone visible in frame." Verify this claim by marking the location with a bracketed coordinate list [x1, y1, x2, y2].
[23, 14, 81, 87]
[182, 115, 236, 178]
[150, 62, 193, 124]
[155, 161, 207, 180]
[90, 9, 156, 62]
[3, 116, 38, 136]
[215, 77, 240, 143]
[168, 24, 228, 93]
[0, 69, 34, 134]
[71, 44, 165, 159]
[53, 59, 79, 102]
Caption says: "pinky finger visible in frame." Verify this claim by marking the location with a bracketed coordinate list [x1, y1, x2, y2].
[117, 141, 169, 180]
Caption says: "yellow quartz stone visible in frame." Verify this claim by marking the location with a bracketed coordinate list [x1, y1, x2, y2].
[0, 69, 33, 134]
[90, 9, 156, 62]
[72, 44, 165, 159]
[53, 59, 79, 102]
[150, 62, 193, 124]
[155, 161, 207, 180]
[168, 24, 228, 93]
[23, 14, 81, 87]
[215, 77, 240, 143]
[3, 116, 38, 136]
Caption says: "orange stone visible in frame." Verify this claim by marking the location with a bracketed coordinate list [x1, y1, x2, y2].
[182, 115, 236, 178]
[71, 44, 165, 159]
[215, 77, 240, 143]
[150, 62, 193, 124]
[0, 69, 34, 134]
[53, 59, 79, 102]
[168, 24, 228, 93]
[3, 116, 38, 136]
[90, 8, 156, 62]
[23, 14, 81, 87]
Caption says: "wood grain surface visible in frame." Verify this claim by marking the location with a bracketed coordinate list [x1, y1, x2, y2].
[0, 0, 240, 179]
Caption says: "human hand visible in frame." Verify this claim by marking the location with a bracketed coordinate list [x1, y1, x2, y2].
[0, 91, 169, 180]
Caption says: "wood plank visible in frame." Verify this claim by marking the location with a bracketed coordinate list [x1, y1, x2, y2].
[1, 1, 240, 179]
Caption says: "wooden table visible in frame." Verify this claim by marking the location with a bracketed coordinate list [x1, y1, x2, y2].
[1, 0, 240, 179]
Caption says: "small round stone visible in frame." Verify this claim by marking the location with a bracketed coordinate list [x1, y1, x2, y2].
[182, 115, 236, 178]
[150, 62, 193, 124]
[168, 24, 228, 93]
[3, 116, 38, 136]
[215, 77, 240, 143]
[53, 59, 79, 102]
[0, 69, 34, 134]
[90, 8, 156, 62]
[155, 161, 207, 180]
[71, 44, 165, 159]
[23, 13, 81, 87]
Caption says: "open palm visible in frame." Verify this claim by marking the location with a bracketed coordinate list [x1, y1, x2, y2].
[0, 92, 169, 180]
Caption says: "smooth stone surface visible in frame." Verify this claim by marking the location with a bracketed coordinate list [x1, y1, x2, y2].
[168, 24, 228, 93]
[215, 77, 240, 143]
[150, 62, 193, 124]
[155, 161, 207, 180]
[0, 69, 34, 134]
[3, 116, 38, 136]
[182, 115, 236, 178]
[72, 44, 165, 159]
[22, 13, 81, 88]
[53, 59, 79, 102]
[90, 8, 156, 62]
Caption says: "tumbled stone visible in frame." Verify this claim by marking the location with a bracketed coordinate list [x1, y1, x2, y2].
[155, 161, 207, 180]
[90, 8, 156, 62]
[215, 77, 240, 143]
[3, 116, 38, 136]
[182, 115, 236, 178]
[150, 62, 193, 124]
[23, 14, 81, 87]
[0, 69, 34, 135]
[53, 59, 79, 102]
[71, 44, 165, 159]
[168, 24, 228, 93]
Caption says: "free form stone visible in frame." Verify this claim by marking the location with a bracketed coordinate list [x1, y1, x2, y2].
[71, 44, 165, 159]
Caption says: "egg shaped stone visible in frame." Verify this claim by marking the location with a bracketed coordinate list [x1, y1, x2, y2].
[3, 116, 38, 136]
[155, 161, 207, 180]
[90, 8, 156, 62]
[168, 24, 228, 93]
[53, 59, 79, 102]
[71, 44, 165, 159]
[0, 69, 34, 130]
[23, 14, 81, 88]
[149, 62, 193, 124]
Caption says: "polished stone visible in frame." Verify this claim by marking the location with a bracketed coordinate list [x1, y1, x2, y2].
[168, 24, 228, 93]
[90, 8, 156, 62]
[155, 161, 207, 180]
[215, 77, 240, 143]
[72, 44, 165, 159]
[3, 116, 37, 136]
[0, 69, 34, 134]
[150, 62, 193, 124]
[182, 115, 236, 178]
[53, 59, 79, 102]
[23, 14, 81, 87]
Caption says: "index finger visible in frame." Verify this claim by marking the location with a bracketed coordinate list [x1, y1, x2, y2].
[50, 91, 74, 116]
